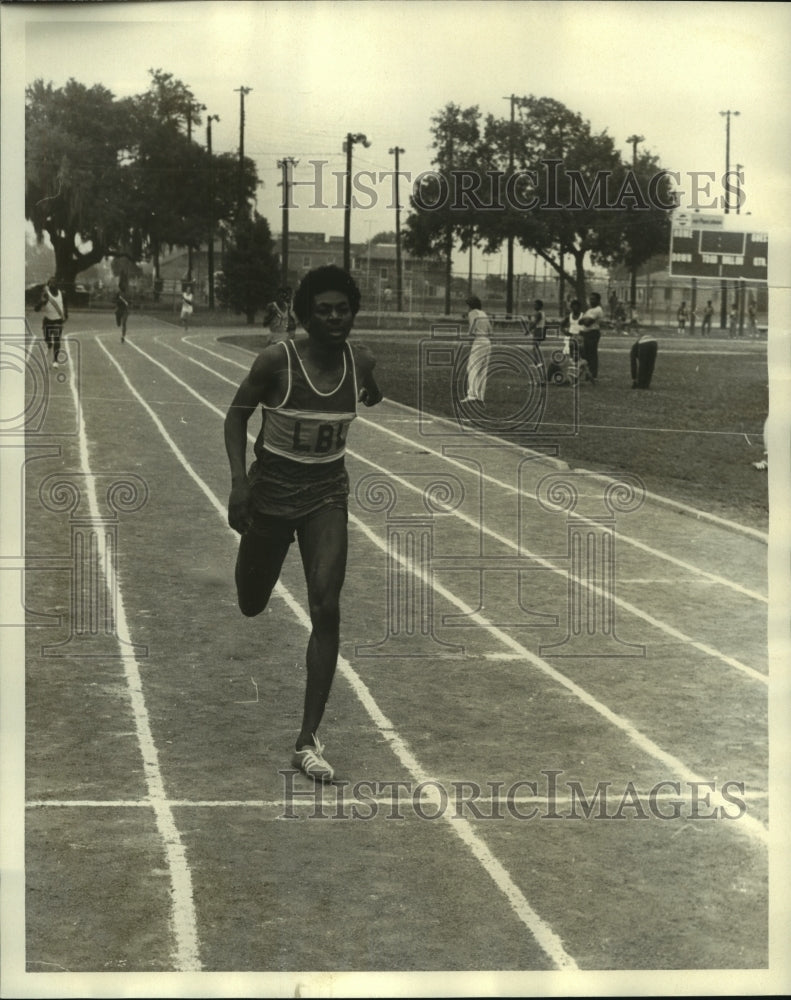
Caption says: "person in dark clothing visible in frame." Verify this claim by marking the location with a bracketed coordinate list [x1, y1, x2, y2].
[630, 332, 658, 389]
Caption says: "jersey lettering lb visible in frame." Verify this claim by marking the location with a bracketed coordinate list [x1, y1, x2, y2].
[260, 340, 358, 464]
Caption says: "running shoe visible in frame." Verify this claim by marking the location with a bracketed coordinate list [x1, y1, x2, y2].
[291, 736, 334, 782]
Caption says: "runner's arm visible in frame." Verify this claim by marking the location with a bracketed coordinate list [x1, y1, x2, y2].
[224, 355, 275, 532]
[353, 344, 383, 407]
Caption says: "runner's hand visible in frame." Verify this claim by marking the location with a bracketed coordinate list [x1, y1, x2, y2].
[358, 387, 382, 407]
[228, 481, 253, 534]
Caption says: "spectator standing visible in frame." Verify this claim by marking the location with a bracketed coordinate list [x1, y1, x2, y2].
[728, 301, 739, 338]
[562, 298, 583, 358]
[677, 301, 689, 335]
[578, 291, 604, 382]
[630, 332, 658, 389]
[747, 298, 758, 338]
[700, 300, 714, 336]
[527, 298, 546, 340]
[460, 295, 492, 404]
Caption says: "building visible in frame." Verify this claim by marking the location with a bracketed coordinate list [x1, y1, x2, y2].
[608, 253, 767, 330]
[274, 233, 448, 312]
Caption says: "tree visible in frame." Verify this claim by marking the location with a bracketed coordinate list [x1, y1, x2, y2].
[25, 71, 260, 298]
[477, 97, 674, 300]
[217, 212, 280, 324]
[25, 79, 134, 298]
[404, 97, 674, 304]
[403, 103, 482, 314]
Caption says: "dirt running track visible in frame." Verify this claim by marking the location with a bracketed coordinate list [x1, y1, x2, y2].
[12, 312, 780, 995]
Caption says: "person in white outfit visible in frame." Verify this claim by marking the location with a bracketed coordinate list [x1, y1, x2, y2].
[35, 276, 68, 368]
[461, 295, 492, 404]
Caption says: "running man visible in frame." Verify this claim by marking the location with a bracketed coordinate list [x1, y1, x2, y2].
[180, 282, 194, 330]
[35, 276, 68, 368]
[262, 286, 297, 346]
[115, 289, 130, 342]
[224, 266, 383, 782]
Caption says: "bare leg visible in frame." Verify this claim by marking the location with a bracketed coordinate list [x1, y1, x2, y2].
[234, 518, 293, 618]
[294, 507, 348, 748]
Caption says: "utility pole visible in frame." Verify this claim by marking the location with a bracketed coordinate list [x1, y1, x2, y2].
[343, 132, 371, 272]
[501, 94, 529, 315]
[557, 122, 565, 316]
[626, 134, 644, 317]
[719, 110, 739, 214]
[235, 86, 252, 216]
[388, 145, 405, 311]
[504, 95, 516, 315]
[735, 163, 743, 215]
[444, 129, 454, 316]
[206, 113, 220, 310]
[719, 110, 740, 328]
[278, 157, 299, 286]
[185, 101, 205, 283]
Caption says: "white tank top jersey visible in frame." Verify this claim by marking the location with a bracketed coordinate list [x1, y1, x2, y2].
[42, 289, 66, 321]
[260, 340, 359, 464]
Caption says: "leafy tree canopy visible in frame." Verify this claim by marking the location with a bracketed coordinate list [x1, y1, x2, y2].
[25, 70, 259, 297]
[216, 212, 280, 324]
[404, 97, 674, 300]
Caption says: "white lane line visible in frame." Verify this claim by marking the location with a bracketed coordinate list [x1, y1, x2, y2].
[107, 337, 768, 848]
[350, 452, 767, 684]
[383, 395, 769, 543]
[183, 335, 769, 596]
[357, 409, 769, 601]
[66, 364, 202, 972]
[97, 338, 580, 971]
[27, 789, 769, 809]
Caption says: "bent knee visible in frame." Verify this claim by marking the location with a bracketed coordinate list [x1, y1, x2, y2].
[238, 594, 270, 618]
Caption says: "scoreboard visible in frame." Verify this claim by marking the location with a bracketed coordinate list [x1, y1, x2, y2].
[669, 212, 768, 281]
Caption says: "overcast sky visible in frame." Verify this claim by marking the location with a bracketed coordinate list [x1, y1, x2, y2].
[5, 0, 791, 275]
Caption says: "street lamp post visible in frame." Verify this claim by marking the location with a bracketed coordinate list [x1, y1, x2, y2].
[343, 132, 371, 273]
[206, 113, 220, 310]
[389, 145, 405, 311]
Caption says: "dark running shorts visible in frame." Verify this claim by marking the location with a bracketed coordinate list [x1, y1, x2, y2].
[247, 452, 349, 521]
